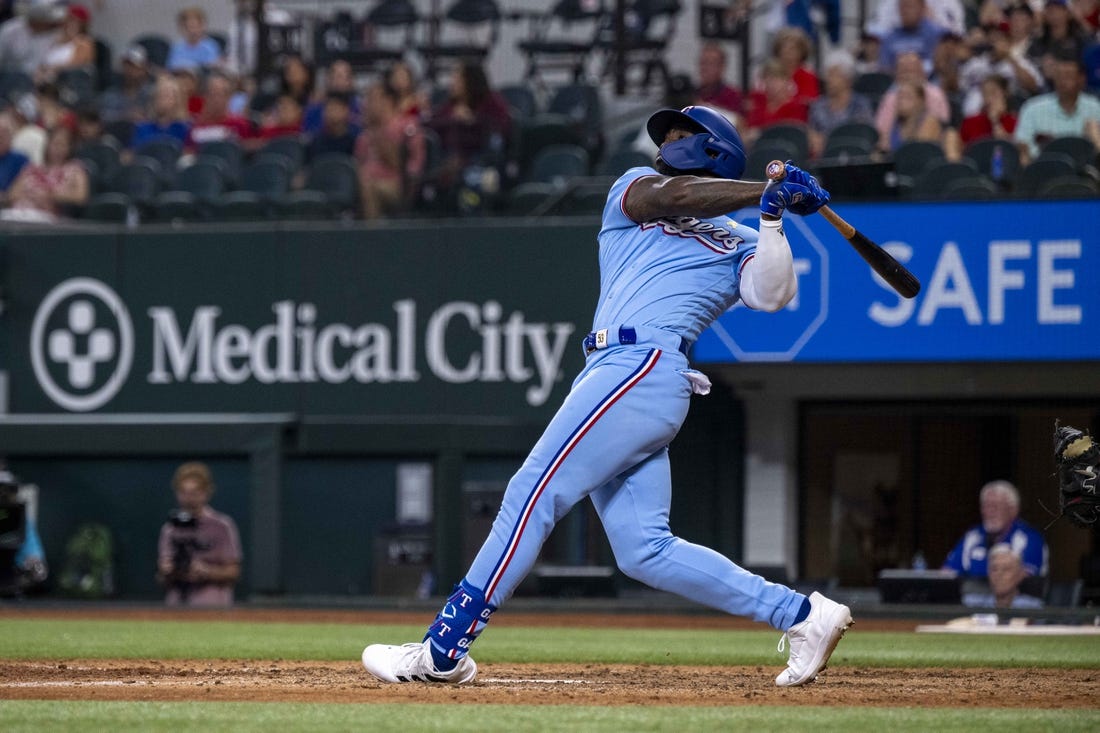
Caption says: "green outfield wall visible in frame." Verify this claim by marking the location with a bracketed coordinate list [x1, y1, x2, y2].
[0, 220, 745, 600]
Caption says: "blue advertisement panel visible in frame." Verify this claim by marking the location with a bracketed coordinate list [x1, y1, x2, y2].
[693, 200, 1100, 363]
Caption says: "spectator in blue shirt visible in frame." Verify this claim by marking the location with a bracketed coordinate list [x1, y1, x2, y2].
[944, 480, 1048, 579]
[167, 6, 223, 71]
[130, 75, 191, 149]
[304, 59, 361, 136]
[879, 0, 948, 71]
[0, 113, 30, 204]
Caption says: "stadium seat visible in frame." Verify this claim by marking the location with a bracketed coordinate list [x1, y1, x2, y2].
[417, 0, 502, 79]
[822, 135, 875, 159]
[82, 192, 133, 223]
[56, 67, 96, 107]
[562, 177, 613, 215]
[498, 84, 539, 120]
[826, 121, 879, 151]
[409, 127, 446, 212]
[892, 140, 946, 187]
[1036, 175, 1099, 199]
[197, 140, 245, 185]
[1041, 135, 1097, 167]
[594, 0, 682, 92]
[208, 31, 228, 56]
[212, 190, 267, 221]
[103, 119, 134, 148]
[755, 123, 810, 162]
[743, 140, 800, 181]
[314, 0, 418, 72]
[596, 148, 651, 177]
[0, 69, 34, 103]
[529, 143, 589, 185]
[1046, 578, 1084, 607]
[258, 136, 307, 174]
[515, 0, 605, 84]
[1015, 154, 1077, 197]
[171, 161, 227, 218]
[106, 158, 161, 209]
[279, 190, 332, 219]
[132, 34, 171, 68]
[301, 153, 359, 215]
[515, 118, 585, 179]
[506, 181, 560, 215]
[941, 176, 998, 200]
[134, 137, 183, 184]
[153, 190, 202, 222]
[240, 158, 292, 201]
[910, 159, 982, 200]
[76, 140, 122, 190]
[853, 71, 893, 107]
[962, 138, 1020, 188]
[545, 81, 605, 159]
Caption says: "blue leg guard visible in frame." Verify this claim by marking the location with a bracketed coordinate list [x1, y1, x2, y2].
[424, 579, 496, 663]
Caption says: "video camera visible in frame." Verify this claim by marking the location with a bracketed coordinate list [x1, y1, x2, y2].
[0, 467, 28, 597]
[164, 509, 207, 601]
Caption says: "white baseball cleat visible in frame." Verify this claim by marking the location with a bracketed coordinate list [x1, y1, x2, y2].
[775, 591, 853, 687]
[361, 640, 478, 684]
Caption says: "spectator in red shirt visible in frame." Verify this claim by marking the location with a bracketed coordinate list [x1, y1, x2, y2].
[771, 26, 820, 103]
[695, 41, 743, 122]
[960, 74, 1018, 144]
[945, 73, 1018, 159]
[188, 70, 254, 149]
[173, 66, 204, 117]
[427, 61, 511, 190]
[256, 94, 303, 141]
[744, 58, 810, 148]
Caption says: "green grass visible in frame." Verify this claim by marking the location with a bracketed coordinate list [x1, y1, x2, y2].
[0, 701, 1097, 733]
[2, 616, 1099, 731]
[0, 618, 1098, 668]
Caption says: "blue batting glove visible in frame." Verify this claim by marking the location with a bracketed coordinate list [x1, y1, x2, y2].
[760, 161, 831, 217]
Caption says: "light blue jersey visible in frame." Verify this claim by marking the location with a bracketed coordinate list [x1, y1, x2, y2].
[593, 167, 759, 342]
[429, 168, 806, 668]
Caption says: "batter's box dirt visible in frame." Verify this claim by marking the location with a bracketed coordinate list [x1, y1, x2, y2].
[0, 659, 1094, 708]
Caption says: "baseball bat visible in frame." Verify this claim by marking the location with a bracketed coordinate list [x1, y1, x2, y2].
[766, 160, 921, 299]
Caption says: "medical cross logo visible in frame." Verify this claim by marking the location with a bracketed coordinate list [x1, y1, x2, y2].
[30, 278, 134, 412]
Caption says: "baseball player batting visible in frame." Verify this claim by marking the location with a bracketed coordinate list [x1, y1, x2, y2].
[362, 105, 852, 687]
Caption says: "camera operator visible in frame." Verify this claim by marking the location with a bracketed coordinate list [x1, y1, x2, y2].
[0, 463, 48, 597]
[156, 462, 241, 607]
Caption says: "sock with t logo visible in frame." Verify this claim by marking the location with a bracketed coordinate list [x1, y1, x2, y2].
[424, 579, 496, 672]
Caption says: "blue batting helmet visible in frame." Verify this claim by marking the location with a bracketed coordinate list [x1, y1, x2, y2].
[646, 105, 747, 180]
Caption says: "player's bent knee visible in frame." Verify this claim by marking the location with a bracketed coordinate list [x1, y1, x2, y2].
[612, 536, 678, 582]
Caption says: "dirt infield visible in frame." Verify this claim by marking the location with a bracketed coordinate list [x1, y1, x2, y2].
[0, 608, 1094, 708]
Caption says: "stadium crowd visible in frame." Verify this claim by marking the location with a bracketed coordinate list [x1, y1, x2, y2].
[0, 0, 1097, 224]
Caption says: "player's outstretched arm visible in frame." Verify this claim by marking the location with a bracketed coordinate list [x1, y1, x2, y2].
[623, 174, 767, 223]
[739, 219, 796, 312]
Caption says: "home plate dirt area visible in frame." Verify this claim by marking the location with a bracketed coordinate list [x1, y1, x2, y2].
[0, 609, 1094, 708]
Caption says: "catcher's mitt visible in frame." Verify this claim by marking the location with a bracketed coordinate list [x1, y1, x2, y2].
[1054, 421, 1100, 528]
